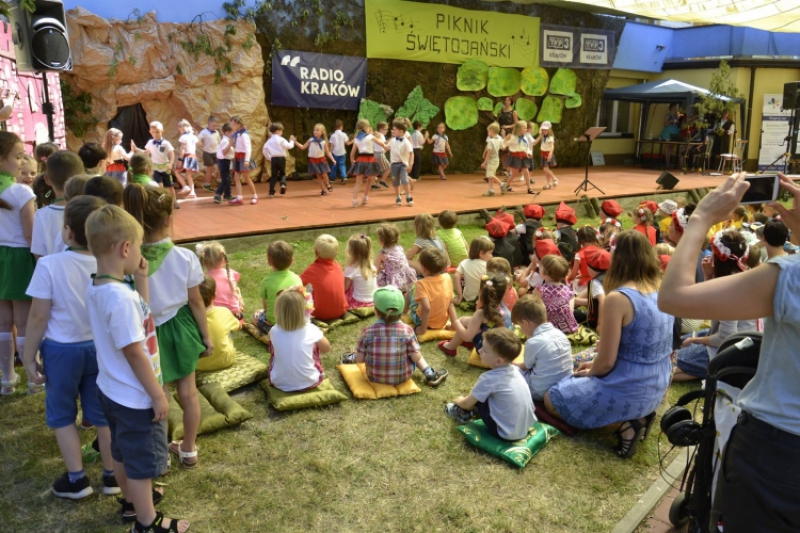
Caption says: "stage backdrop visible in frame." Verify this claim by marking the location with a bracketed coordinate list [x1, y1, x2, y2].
[365, 0, 540, 68]
[271, 50, 367, 111]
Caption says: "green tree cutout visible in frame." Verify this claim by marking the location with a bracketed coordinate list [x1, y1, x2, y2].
[395, 86, 440, 128]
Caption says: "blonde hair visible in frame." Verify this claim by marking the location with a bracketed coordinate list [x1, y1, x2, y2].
[540, 254, 569, 282]
[196, 240, 234, 293]
[487, 122, 500, 134]
[376, 224, 400, 248]
[511, 121, 527, 136]
[178, 119, 193, 134]
[149, 121, 164, 131]
[86, 204, 143, 256]
[346, 234, 375, 280]
[355, 118, 370, 133]
[274, 289, 306, 332]
[414, 213, 436, 239]
[64, 174, 91, 201]
[315, 234, 338, 260]
[103, 128, 123, 158]
[313, 123, 328, 141]
[654, 243, 674, 256]
[129, 153, 151, 176]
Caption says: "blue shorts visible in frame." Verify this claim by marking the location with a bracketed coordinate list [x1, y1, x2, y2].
[390, 162, 409, 188]
[98, 391, 169, 480]
[41, 339, 107, 429]
[408, 284, 422, 327]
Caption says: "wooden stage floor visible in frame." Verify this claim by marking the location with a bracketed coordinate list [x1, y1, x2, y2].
[172, 166, 726, 243]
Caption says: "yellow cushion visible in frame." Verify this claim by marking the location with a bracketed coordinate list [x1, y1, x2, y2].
[337, 363, 421, 399]
[466, 347, 525, 369]
[398, 315, 455, 343]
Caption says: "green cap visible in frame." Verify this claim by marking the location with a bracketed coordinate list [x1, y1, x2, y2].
[373, 285, 405, 316]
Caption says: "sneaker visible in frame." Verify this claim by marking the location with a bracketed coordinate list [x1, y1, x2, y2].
[406, 196, 414, 206]
[341, 352, 357, 364]
[482, 190, 495, 197]
[371, 184, 381, 191]
[213, 195, 222, 204]
[445, 403, 474, 424]
[280, 184, 286, 195]
[321, 190, 327, 196]
[362, 196, 369, 205]
[352, 199, 359, 208]
[425, 368, 448, 387]
[223, 195, 234, 201]
[173, 202, 180, 209]
[52, 472, 93, 500]
[379, 180, 389, 188]
[396, 196, 402, 206]
[269, 193, 275, 199]
[178, 185, 191, 197]
[228, 198, 244, 206]
[341, 178, 348, 185]
[202, 184, 214, 193]
[251, 196, 259, 205]
[102, 473, 121, 495]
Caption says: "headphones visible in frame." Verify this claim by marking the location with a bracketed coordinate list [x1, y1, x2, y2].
[660, 389, 705, 447]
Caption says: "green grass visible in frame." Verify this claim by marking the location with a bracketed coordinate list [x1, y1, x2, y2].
[0, 212, 701, 533]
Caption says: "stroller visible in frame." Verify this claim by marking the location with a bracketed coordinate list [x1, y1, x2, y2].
[661, 331, 762, 533]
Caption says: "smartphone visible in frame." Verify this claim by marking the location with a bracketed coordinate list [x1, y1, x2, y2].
[741, 175, 781, 205]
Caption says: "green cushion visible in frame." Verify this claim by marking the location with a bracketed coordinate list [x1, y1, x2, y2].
[349, 306, 375, 318]
[195, 352, 269, 392]
[456, 420, 559, 468]
[312, 311, 362, 331]
[567, 324, 598, 347]
[260, 378, 348, 411]
[168, 382, 253, 441]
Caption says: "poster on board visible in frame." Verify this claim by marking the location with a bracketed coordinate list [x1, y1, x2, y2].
[271, 50, 367, 111]
[758, 94, 792, 171]
[540, 24, 616, 69]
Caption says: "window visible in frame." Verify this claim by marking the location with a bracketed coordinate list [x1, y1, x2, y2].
[596, 100, 633, 136]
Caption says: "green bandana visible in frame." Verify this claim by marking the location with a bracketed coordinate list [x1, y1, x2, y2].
[0, 171, 15, 196]
[142, 240, 175, 276]
[131, 174, 152, 186]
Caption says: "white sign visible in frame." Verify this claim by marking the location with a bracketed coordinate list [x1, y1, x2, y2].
[758, 94, 792, 171]
[542, 29, 573, 63]
[580, 34, 607, 65]
[591, 151, 605, 166]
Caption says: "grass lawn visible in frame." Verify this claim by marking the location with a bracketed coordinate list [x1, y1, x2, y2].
[0, 210, 700, 533]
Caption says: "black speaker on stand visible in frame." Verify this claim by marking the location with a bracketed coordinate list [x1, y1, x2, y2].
[783, 81, 800, 111]
[656, 171, 679, 190]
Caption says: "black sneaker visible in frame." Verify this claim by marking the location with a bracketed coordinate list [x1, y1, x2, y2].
[445, 402, 474, 424]
[103, 473, 122, 495]
[341, 352, 357, 365]
[425, 368, 448, 387]
[406, 195, 414, 206]
[370, 184, 381, 190]
[379, 180, 389, 188]
[280, 184, 286, 195]
[52, 472, 93, 500]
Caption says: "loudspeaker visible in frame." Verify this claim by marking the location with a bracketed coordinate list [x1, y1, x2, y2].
[656, 171, 679, 190]
[7, 1, 71, 72]
[783, 81, 800, 111]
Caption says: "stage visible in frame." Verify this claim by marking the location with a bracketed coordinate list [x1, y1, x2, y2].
[171, 166, 726, 243]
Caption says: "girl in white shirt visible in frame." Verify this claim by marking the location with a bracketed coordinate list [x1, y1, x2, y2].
[296, 124, 336, 196]
[124, 183, 212, 468]
[374, 122, 391, 188]
[102, 128, 130, 186]
[269, 289, 331, 392]
[230, 116, 258, 205]
[426, 122, 453, 180]
[502, 121, 534, 194]
[177, 120, 199, 199]
[536, 121, 558, 189]
[348, 119, 387, 208]
[344, 234, 377, 309]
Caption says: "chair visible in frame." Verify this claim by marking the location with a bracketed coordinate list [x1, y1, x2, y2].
[717, 139, 747, 175]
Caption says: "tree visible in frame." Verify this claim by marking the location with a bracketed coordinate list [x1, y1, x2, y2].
[0, 0, 35, 19]
[694, 59, 741, 134]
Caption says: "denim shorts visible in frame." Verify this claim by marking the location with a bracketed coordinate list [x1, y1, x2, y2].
[41, 339, 107, 429]
[390, 162, 409, 187]
[98, 391, 169, 480]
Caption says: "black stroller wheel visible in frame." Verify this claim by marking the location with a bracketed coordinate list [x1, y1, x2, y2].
[669, 492, 690, 528]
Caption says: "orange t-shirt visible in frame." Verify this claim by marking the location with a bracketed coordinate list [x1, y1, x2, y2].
[300, 258, 348, 321]
[634, 224, 657, 246]
[414, 274, 453, 330]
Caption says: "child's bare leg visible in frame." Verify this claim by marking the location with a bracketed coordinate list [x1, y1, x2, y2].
[204, 164, 213, 186]
[322, 174, 331, 189]
[352, 175, 364, 201]
[54, 424, 83, 472]
[233, 172, 243, 198]
[363, 176, 375, 201]
[128, 477, 189, 532]
[409, 351, 432, 371]
[0, 301, 16, 382]
[317, 175, 326, 192]
[184, 170, 195, 193]
[242, 171, 256, 196]
[96, 425, 114, 472]
[174, 376, 199, 462]
[438, 165, 447, 180]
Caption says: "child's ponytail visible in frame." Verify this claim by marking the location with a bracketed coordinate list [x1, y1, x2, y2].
[123, 183, 173, 238]
[480, 274, 508, 326]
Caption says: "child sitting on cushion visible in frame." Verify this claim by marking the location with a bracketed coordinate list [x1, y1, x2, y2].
[515, 204, 544, 266]
[554, 201, 578, 262]
[258, 240, 302, 335]
[407, 248, 454, 336]
[301, 234, 348, 322]
[486, 256, 517, 311]
[573, 246, 611, 331]
[341, 286, 448, 387]
[454, 236, 494, 305]
[445, 328, 536, 440]
[437, 210, 468, 266]
[196, 276, 241, 372]
[511, 294, 572, 401]
[269, 289, 331, 392]
[485, 215, 521, 269]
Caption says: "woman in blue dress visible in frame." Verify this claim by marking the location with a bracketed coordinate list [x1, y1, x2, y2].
[545, 230, 674, 458]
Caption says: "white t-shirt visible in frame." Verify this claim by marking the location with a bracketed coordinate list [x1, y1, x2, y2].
[344, 264, 377, 303]
[146, 242, 204, 326]
[0, 183, 35, 247]
[540, 134, 555, 152]
[354, 134, 376, 155]
[216, 136, 234, 160]
[329, 130, 348, 156]
[31, 205, 66, 256]
[268, 323, 324, 392]
[262, 135, 294, 159]
[524, 133, 537, 156]
[179, 132, 198, 157]
[198, 128, 221, 154]
[144, 139, 174, 167]
[26, 251, 97, 343]
[86, 282, 162, 409]
[590, 278, 605, 298]
[431, 133, 448, 153]
[308, 138, 327, 159]
[456, 258, 487, 301]
[411, 130, 425, 149]
[233, 131, 252, 160]
[388, 137, 413, 165]
[485, 137, 504, 160]
[373, 133, 386, 154]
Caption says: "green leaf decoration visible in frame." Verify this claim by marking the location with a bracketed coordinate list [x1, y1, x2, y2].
[444, 96, 479, 131]
[537, 96, 563, 124]
[477, 97, 494, 112]
[520, 67, 549, 96]
[530, 122, 539, 136]
[487, 67, 521, 97]
[515, 98, 538, 122]
[457, 59, 490, 91]
[395, 85, 440, 128]
[493, 101, 504, 117]
[358, 100, 390, 130]
[549, 68, 577, 96]
[565, 93, 582, 109]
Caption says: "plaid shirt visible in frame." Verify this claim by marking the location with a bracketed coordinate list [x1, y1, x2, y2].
[356, 320, 420, 385]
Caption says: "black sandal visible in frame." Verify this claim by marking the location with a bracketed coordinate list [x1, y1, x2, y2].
[131, 511, 189, 533]
[614, 419, 645, 459]
[527, 189, 540, 195]
[641, 412, 657, 441]
[118, 488, 164, 523]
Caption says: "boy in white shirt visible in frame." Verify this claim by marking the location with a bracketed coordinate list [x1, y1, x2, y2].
[31, 150, 84, 258]
[197, 116, 220, 192]
[84, 204, 190, 532]
[386, 118, 415, 207]
[328, 119, 349, 185]
[24, 196, 117, 500]
[132, 121, 177, 208]
[213, 123, 235, 204]
[481, 122, 505, 197]
[262, 121, 296, 199]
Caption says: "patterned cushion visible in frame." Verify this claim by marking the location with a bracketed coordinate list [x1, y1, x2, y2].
[311, 311, 362, 331]
[567, 324, 598, 346]
[261, 378, 348, 411]
[457, 420, 560, 468]
[168, 383, 252, 441]
[466, 347, 524, 369]
[195, 352, 269, 392]
[348, 306, 375, 319]
[337, 363, 421, 399]
[242, 322, 270, 346]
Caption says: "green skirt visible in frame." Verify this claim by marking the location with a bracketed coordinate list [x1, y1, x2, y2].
[156, 305, 206, 382]
[0, 246, 35, 301]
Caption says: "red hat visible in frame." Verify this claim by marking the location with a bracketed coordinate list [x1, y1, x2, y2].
[523, 204, 545, 220]
[534, 238, 561, 260]
[555, 201, 577, 225]
[601, 200, 623, 218]
[639, 200, 659, 215]
[485, 218, 512, 238]
[658, 254, 671, 272]
[584, 246, 611, 272]
[495, 210, 515, 229]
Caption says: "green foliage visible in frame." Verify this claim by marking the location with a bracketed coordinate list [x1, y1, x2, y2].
[695, 60, 741, 132]
[395, 86, 440, 128]
[537, 96, 564, 124]
[514, 98, 538, 121]
[60, 80, 99, 139]
[358, 100, 391, 130]
[165, 11, 243, 84]
[565, 93, 582, 109]
[493, 101, 504, 117]
[548, 68, 578, 96]
[487, 67, 521, 97]
[0, 0, 34, 18]
[477, 97, 494, 112]
[520, 67, 549, 97]
[457, 59, 489, 92]
[444, 96, 479, 131]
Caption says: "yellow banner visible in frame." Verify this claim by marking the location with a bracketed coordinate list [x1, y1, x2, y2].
[365, 0, 540, 68]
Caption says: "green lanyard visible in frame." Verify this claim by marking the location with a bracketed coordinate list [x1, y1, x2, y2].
[92, 273, 135, 290]
[66, 246, 88, 252]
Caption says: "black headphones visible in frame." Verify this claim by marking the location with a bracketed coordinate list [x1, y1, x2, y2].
[660, 389, 705, 447]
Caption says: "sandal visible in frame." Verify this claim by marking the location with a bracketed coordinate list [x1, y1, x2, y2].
[1, 373, 20, 396]
[614, 419, 646, 459]
[641, 412, 657, 441]
[168, 441, 198, 469]
[543, 184, 552, 190]
[527, 189, 540, 195]
[131, 511, 189, 533]
[118, 488, 164, 523]
[506, 187, 514, 193]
